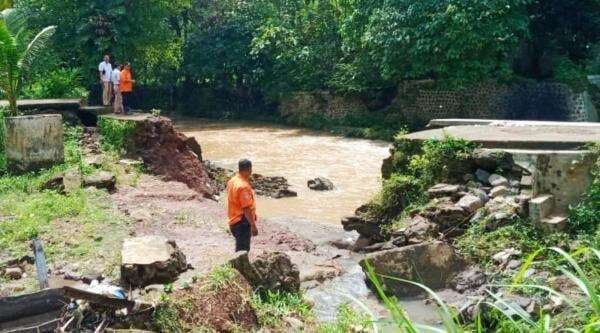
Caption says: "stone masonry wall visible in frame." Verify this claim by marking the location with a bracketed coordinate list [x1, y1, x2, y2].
[279, 82, 598, 126]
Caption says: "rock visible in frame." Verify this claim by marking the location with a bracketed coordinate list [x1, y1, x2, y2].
[520, 175, 533, 189]
[475, 169, 491, 184]
[81, 271, 104, 284]
[492, 248, 521, 266]
[283, 316, 304, 330]
[450, 266, 487, 293]
[360, 241, 464, 297]
[427, 184, 463, 199]
[63, 170, 83, 193]
[488, 174, 508, 187]
[421, 198, 469, 232]
[84, 155, 103, 168]
[144, 284, 166, 293]
[352, 235, 374, 251]
[490, 186, 508, 198]
[274, 189, 298, 198]
[307, 177, 334, 191]
[329, 238, 355, 250]
[64, 270, 82, 281]
[301, 266, 341, 282]
[230, 251, 300, 293]
[183, 136, 203, 162]
[342, 204, 386, 242]
[457, 194, 484, 213]
[363, 241, 396, 253]
[4, 267, 23, 280]
[506, 259, 523, 271]
[41, 172, 65, 193]
[473, 150, 514, 171]
[120, 236, 188, 287]
[82, 171, 117, 191]
[401, 215, 439, 244]
[470, 188, 489, 203]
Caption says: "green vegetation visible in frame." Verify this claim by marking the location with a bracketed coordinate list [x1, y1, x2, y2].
[569, 143, 600, 233]
[0, 0, 594, 130]
[0, 125, 133, 291]
[251, 290, 313, 327]
[318, 304, 373, 333]
[369, 136, 475, 225]
[22, 68, 88, 100]
[363, 246, 600, 332]
[0, 10, 56, 115]
[205, 263, 236, 292]
[98, 117, 136, 153]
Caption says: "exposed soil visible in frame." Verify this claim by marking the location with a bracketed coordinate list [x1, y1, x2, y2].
[168, 271, 259, 332]
[128, 117, 216, 198]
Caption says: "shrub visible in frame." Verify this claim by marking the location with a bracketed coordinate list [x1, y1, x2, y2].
[370, 174, 424, 220]
[409, 136, 475, 186]
[98, 118, 136, 153]
[22, 68, 88, 100]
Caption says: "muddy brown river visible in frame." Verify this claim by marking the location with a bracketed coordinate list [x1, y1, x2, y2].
[176, 119, 390, 225]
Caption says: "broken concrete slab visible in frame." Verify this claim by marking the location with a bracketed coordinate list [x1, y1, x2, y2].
[120, 236, 188, 287]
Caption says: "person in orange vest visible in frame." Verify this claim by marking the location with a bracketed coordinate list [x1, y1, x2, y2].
[226, 159, 259, 252]
[120, 62, 136, 114]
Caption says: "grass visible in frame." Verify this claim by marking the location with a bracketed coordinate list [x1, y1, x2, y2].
[360, 245, 600, 332]
[98, 117, 137, 153]
[317, 304, 373, 333]
[251, 289, 313, 327]
[0, 125, 134, 294]
[206, 263, 236, 292]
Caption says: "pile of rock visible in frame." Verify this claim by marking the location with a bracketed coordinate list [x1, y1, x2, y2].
[344, 149, 535, 297]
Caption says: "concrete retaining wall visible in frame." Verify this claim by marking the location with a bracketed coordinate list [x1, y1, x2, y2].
[4, 115, 64, 174]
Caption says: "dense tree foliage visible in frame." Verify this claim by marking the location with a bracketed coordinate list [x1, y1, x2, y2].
[4, 0, 600, 105]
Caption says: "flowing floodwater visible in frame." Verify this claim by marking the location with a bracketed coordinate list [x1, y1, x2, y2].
[176, 119, 390, 225]
[177, 119, 439, 327]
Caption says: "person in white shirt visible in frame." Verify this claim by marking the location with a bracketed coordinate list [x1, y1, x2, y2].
[111, 64, 124, 114]
[98, 55, 113, 106]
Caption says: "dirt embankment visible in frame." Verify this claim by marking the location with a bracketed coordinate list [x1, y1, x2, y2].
[128, 117, 216, 198]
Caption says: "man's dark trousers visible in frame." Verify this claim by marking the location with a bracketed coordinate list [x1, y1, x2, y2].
[230, 216, 251, 252]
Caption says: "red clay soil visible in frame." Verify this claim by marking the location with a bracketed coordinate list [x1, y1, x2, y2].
[128, 117, 216, 198]
[169, 271, 259, 332]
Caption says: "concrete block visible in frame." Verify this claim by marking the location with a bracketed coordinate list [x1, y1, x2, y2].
[529, 194, 554, 224]
[540, 215, 568, 233]
[4, 114, 64, 174]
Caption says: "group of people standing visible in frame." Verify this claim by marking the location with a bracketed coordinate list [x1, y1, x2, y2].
[98, 54, 135, 114]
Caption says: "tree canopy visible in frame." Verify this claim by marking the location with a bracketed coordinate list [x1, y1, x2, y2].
[6, 0, 600, 99]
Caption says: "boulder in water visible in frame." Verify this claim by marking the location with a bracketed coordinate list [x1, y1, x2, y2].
[307, 177, 334, 191]
[360, 241, 464, 297]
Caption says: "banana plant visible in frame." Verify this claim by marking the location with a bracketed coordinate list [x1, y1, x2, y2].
[0, 10, 55, 116]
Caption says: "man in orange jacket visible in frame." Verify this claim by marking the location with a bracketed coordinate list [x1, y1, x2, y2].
[120, 63, 135, 114]
[226, 159, 258, 252]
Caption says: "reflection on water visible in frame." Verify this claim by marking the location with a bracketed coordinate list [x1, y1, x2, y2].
[176, 119, 390, 225]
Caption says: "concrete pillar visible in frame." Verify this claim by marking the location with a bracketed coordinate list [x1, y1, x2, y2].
[4, 114, 64, 174]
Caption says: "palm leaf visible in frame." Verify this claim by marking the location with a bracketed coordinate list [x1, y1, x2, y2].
[19, 25, 56, 76]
